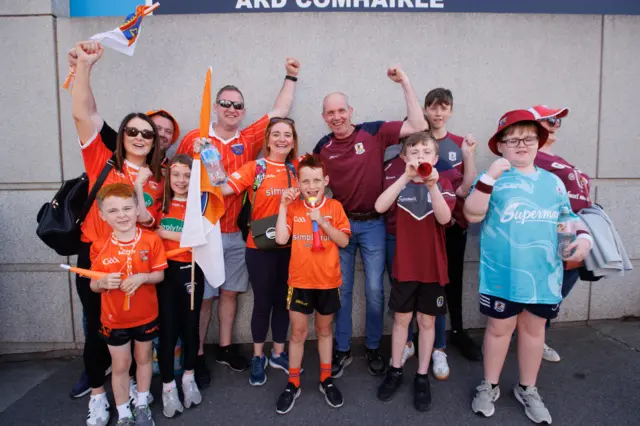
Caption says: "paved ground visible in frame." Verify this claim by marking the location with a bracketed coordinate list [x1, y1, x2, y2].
[1, 320, 639, 426]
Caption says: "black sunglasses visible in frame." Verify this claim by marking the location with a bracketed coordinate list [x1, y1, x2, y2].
[124, 127, 155, 140]
[269, 117, 295, 125]
[545, 117, 562, 127]
[217, 99, 245, 110]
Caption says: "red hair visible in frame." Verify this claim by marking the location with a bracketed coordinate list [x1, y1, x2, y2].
[297, 153, 327, 176]
[96, 183, 137, 209]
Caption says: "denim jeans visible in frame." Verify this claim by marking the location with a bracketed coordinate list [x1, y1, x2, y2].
[335, 217, 386, 352]
[546, 268, 581, 329]
[385, 234, 446, 349]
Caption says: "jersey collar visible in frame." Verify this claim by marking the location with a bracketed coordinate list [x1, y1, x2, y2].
[209, 122, 240, 145]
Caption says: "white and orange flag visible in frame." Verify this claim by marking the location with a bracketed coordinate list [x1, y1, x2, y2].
[180, 67, 226, 288]
[63, 2, 159, 90]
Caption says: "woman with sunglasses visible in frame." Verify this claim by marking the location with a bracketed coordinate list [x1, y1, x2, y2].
[531, 105, 592, 363]
[72, 45, 164, 426]
[216, 117, 299, 386]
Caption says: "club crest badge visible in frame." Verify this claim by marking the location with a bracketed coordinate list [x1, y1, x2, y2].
[354, 142, 365, 155]
[449, 152, 457, 162]
[436, 296, 444, 307]
[494, 300, 506, 313]
[139, 250, 149, 261]
[231, 144, 244, 155]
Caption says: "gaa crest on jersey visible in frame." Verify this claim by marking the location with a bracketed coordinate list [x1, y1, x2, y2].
[354, 142, 365, 155]
[449, 152, 457, 162]
[139, 250, 149, 261]
[231, 144, 244, 155]
[494, 300, 506, 313]
[568, 173, 575, 181]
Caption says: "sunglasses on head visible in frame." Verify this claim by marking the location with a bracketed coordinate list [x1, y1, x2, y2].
[545, 117, 562, 127]
[124, 127, 155, 140]
[216, 99, 245, 110]
[269, 117, 295, 125]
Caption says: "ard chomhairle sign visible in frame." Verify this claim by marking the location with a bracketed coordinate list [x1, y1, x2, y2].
[153, 0, 640, 15]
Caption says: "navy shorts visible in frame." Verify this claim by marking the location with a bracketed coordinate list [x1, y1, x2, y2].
[479, 294, 560, 320]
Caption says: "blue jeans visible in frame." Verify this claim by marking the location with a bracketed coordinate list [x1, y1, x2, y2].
[385, 234, 446, 349]
[335, 217, 386, 352]
[546, 268, 581, 329]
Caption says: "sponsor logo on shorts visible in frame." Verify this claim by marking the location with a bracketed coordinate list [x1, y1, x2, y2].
[295, 299, 308, 307]
[145, 324, 160, 334]
[552, 304, 560, 311]
[494, 300, 506, 313]
[436, 296, 444, 307]
[354, 142, 365, 155]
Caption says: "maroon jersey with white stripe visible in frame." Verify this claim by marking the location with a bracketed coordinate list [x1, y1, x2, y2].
[393, 178, 456, 285]
[534, 151, 592, 212]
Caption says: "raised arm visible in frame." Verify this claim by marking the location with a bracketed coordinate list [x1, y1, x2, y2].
[425, 170, 452, 225]
[267, 57, 301, 119]
[464, 159, 511, 223]
[387, 66, 428, 139]
[375, 161, 415, 214]
[70, 41, 104, 142]
[458, 134, 479, 197]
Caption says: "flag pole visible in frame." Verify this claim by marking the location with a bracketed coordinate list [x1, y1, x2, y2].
[190, 252, 195, 311]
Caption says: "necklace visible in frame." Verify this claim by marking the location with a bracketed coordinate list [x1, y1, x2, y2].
[110, 228, 142, 311]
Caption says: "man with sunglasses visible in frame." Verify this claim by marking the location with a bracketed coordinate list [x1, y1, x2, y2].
[66, 40, 181, 401]
[176, 57, 301, 386]
[313, 66, 427, 378]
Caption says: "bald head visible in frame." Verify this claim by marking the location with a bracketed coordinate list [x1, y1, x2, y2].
[321, 92, 354, 138]
[322, 92, 350, 113]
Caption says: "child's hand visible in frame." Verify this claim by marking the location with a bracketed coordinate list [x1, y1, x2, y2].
[486, 158, 511, 180]
[563, 238, 592, 263]
[281, 188, 300, 207]
[405, 160, 420, 179]
[462, 133, 478, 158]
[425, 168, 440, 188]
[135, 166, 153, 188]
[309, 207, 325, 226]
[99, 273, 122, 290]
[120, 273, 148, 294]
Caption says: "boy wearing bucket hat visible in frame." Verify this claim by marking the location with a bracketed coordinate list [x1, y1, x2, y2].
[464, 110, 593, 424]
[531, 105, 592, 363]
[374, 132, 456, 411]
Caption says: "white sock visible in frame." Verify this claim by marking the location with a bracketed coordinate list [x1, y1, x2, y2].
[182, 372, 195, 385]
[90, 392, 107, 402]
[136, 391, 149, 407]
[163, 380, 177, 392]
[116, 402, 132, 420]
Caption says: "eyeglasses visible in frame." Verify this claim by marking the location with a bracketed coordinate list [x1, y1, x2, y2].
[124, 127, 155, 140]
[499, 136, 539, 148]
[216, 99, 245, 110]
[545, 117, 562, 127]
[269, 117, 295, 125]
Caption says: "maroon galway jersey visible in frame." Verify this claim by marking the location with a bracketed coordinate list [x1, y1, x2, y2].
[534, 151, 592, 212]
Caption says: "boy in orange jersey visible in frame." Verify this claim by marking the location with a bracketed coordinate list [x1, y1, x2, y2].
[274, 154, 351, 414]
[90, 183, 167, 426]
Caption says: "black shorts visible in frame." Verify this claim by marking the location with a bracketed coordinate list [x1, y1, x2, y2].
[287, 287, 341, 316]
[479, 294, 560, 320]
[99, 318, 160, 347]
[389, 280, 447, 316]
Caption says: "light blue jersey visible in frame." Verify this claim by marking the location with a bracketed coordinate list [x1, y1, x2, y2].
[474, 167, 579, 304]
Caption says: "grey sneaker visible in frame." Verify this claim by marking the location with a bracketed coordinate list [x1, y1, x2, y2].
[183, 379, 203, 408]
[162, 387, 184, 418]
[133, 404, 154, 426]
[86, 395, 110, 426]
[115, 417, 135, 426]
[130, 382, 155, 406]
[471, 380, 500, 417]
[514, 385, 552, 424]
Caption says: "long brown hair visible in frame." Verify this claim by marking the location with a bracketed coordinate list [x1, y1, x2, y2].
[262, 118, 299, 163]
[115, 113, 164, 182]
[162, 154, 193, 214]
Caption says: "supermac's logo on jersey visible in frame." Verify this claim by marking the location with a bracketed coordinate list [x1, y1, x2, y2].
[231, 144, 244, 155]
[500, 201, 559, 224]
[354, 142, 365, 155]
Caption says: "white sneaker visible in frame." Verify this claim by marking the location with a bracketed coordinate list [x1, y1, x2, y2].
[182, 378, 203, 408]
[129, 381, 155, 406]
[542, 344, 561, 362]
[86, 394, 110, 426]
[389, 342, 416, 367]
[431, 349, 450, 380]
[162, 387, 184, 418]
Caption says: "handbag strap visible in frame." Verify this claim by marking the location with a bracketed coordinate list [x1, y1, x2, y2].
[248, 159, 295, 223]
[76, 154, 116, 226]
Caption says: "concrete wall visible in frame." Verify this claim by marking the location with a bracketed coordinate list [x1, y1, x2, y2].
[1, 2, 638, 353]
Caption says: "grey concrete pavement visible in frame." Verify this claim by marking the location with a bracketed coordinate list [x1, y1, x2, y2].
[0, 320, 639, 425]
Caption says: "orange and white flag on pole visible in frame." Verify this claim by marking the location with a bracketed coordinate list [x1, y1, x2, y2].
[180, 67, 226, 289]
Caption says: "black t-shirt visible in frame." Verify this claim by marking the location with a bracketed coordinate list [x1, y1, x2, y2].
[101, 121, 117, 152]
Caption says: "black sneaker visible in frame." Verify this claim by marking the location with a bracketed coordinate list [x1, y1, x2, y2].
[377, 368, 403, 402]
[195, 354, 211, 388]
[319, 378, 344, 408]
[331, 349, 352, 378]
[366, 348, 387, 376]
[216, 344, 249, 372]
[413, 374, 432, 412]
[69, 370, 91, 399]
[276, 382, 301, 414]
[450, 329, 482, 361]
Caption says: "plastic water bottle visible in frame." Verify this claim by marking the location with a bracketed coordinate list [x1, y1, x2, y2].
[557, 221, 576, 260]
[200, 142, 227, 186]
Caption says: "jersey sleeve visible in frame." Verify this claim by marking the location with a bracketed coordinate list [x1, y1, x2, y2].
[243, 115, 270, 159]
[149, 234, 168, 271]
[332, 200, 352, 235]
[100, 121, 118, 152]
[440, 168, 464, 192]
[89, 239, 107, 273]
[175, 129, 198, 157]
[80, 132, 114, 181]
[439, 178, 457, 212]
[285, 202, 295, 233]
[378, 121, 403, 148]
[227, 161, 256, 194]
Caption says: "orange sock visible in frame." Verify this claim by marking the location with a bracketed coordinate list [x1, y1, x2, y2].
[289, 368, 301, 388]
[320, 363, 332, 383]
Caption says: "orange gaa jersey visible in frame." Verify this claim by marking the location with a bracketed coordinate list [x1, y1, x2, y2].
[157, 198, 191, 263]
